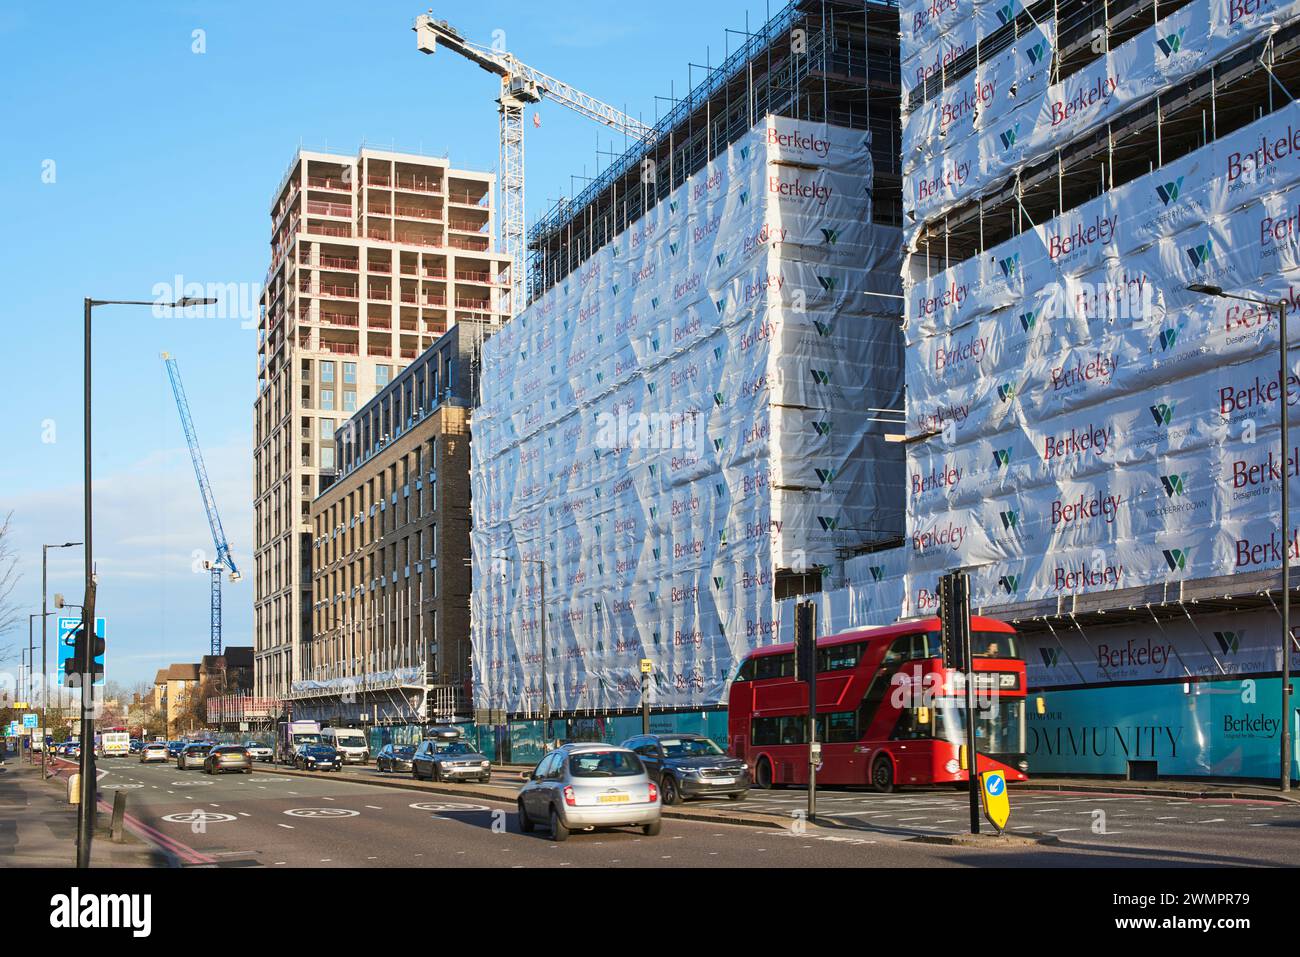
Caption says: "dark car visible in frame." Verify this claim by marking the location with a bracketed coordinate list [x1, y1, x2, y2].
[411, 739, 491, 783]
[376, 744, 416, 773]
[128, 739, 142, 754]
[621, 733, 750, 805]
[204, 745, 253, 775]
[166, 741, 185, 758]
[294, 743, 341, 771]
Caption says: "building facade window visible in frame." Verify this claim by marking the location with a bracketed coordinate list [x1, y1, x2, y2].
[322, 361, 335, 383]
[321, 389, 334, 411]
[343, 362, 356, 384]
[376, 364, 391, 388]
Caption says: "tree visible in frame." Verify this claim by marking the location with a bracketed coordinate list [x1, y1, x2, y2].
[0, 512, 19, 669]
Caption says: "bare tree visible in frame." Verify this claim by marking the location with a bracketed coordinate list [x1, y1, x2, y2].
[0, 512, 19, 667]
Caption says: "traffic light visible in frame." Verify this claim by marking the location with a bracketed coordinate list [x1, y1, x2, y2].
[939, 571, 970, 670]
[63, 622, 105, 687]
[794, 600, 817, 682]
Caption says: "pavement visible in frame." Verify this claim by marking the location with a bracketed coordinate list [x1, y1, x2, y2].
[0, 750, 173, 868]
[60, 754, 1300, 867]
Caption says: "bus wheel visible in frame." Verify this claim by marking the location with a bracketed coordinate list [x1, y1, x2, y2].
[754, 757, 773, 790]
[870, 756, 895, 793]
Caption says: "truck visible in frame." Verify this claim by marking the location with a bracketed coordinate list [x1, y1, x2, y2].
[276, 719, 322, 764]
[98, 730, 130, 758]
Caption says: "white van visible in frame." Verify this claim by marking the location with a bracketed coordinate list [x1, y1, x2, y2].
[321, 727, 370, 765]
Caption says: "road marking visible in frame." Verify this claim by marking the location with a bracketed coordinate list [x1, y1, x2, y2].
[408, 801, 490, 812]
[1194, 818, 1226, 824]
[1049, 828, 1080, 833]
[238, 812, 251, 817]
[284, 807, 360, 818]
[277, 824, 294, 829]
[160, 810, 237, 825]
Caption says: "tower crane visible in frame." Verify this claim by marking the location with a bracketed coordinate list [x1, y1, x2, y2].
[414, 14, 651, 315]
[162, 352, 241, 656]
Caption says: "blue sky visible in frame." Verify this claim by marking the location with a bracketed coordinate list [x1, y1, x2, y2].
[0, 0, 779, 688]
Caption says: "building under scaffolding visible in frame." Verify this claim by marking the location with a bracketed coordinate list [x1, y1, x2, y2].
[792, 0, 1300, 780]
[527, 0, 903, 304]
[470, 0, 907, 726]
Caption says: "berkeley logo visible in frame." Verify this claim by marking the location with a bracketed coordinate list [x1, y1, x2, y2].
[716, 252, 727, 268]
[668, 242, 681, 256]
[998, 574, 1021, 594]
[713, 392, 726, 406]
[868, 566, 885, 582]
[1158, 325, 1182, 351]
[998, 123, 1020, 152]
[810, 369, 830, 385]
[1149, 402, 1175, 426]
[817, 275, 839, 292]
[1019, 309, 1038, 332]
[1156, 27, 1186, 57]
[992, 448, 1012, 468]
[999, 509, 1019, 530]
[1160, 473, 1187, 497]
[1039, 647, 1060, 667]
[998, 253, 1020, 280]
[1213, 630, 1242, 654]
[995, 1, 1019, 25]
[997, 382, 1017, 402]
[1025, 39, 1051, 65]
[1186, 238, 1214, 269]
[713, 576, 725, 590]
[713, 437, 726, 451]
[739, 190, 750, 206]
[813, 320, 832, 337]
[815, 467, 836, 485]
[812, 421, 833, 435]
[821, 227, 839, 244]
[1156, 175, 1184, 206]
[817, 516, 839, 531]
[715, 298, 727, 314]
[1163, 548, 1190, 571]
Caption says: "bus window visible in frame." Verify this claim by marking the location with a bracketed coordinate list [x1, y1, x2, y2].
[819, 642, 864, 672]
[971, 632, 1018, 658]
[733, 658, 756, 682]
[752, 716, 806, 746]
[820, 711, 857, 743]
[755, 653, 794, 680]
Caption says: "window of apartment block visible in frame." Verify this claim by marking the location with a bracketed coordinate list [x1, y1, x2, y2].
[343, 390, 357, 412]
[344, 362, 356, 384]
[319, 418, 334, 440]
[376, 364, 391, 388]
[321, 389, 334, 411]
[322, 361, 335, 384]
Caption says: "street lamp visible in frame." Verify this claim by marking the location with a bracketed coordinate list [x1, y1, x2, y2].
[41, 542, 80, 780]
[78, 295, 216, 868]
[1188, 282, 1293, 792]
[494, 553, 549, 750]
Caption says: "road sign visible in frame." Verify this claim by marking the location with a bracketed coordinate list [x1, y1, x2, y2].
[57, 615, 106, 686]
[15, 701, 29, 710]
[7, 722, 18, 737]
[23, 713, 38, 729]
[639, 658, 653, 674]
[980, 769, 1011, 833]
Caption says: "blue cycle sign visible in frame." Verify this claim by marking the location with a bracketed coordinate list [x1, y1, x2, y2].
[57, 616, 106, 686]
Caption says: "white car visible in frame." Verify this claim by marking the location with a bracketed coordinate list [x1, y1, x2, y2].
[243, 742, 273, 762]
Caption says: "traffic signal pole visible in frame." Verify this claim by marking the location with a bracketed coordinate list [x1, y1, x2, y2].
[78, 296, 95, 869]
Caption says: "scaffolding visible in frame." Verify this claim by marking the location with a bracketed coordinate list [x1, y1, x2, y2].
[526, 0, 903, 304]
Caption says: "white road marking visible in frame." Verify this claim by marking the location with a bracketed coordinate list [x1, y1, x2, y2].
[277, 824, 294, 829]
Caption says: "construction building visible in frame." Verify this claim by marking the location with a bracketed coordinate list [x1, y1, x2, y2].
[797, 0, 1300, 780]
[253, 147, 509, 701]
[296, 323, 482, 726]
[471, 0, 906, 737]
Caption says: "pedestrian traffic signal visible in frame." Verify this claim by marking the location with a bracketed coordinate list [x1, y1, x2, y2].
[62, 623, 105, 687]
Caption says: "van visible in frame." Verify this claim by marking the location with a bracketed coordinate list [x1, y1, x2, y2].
[321, 727, 370, 765]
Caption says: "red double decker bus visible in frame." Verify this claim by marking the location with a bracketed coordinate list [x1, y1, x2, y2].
[728, 616, 1030, 791]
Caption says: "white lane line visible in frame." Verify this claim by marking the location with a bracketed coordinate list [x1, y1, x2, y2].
[238, 812, 251, 817]
[278, 824, 294, 829]
[1194, 818, 1226, 824]
[365, 805, 383, 810]
[1049, 828, 1080, 833]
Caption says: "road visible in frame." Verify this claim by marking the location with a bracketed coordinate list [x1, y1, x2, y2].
[92, 758, 1300, 867]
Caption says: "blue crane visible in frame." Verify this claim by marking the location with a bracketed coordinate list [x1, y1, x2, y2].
[162, 352, 242, 656]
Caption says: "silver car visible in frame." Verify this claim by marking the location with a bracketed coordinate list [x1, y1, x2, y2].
[177, 743, 213, 770]
[517, 743, 661, 842]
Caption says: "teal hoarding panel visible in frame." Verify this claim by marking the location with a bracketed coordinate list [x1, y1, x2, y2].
[1029, 679, 1297, 779]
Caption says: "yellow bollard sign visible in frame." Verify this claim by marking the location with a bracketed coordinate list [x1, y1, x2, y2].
[979, 769, 1010, 832]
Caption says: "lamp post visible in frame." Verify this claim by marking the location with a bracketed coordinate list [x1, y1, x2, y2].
[1188, 283, 1293, 792]
[494, 553, 548, 750]
[78, 295, 216, 868]
[42, 542, 81, 780]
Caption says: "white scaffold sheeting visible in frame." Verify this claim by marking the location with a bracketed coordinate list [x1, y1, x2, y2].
[471, 117, 905, 715]
[902, 0, 1300, 240]
[814, 94, 1300, 629]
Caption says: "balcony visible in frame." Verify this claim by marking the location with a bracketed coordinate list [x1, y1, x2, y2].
[306, 222, 352, 239]
[321, 341, 359, 356]
[299, 282, 359, 299]
[307, 175, 351, 192]
[454, 269, 492, 283]
[319, 311, 358, 328]
[318, 255, 359, 271]
[394, 175, 441, 194]
[448, 218, 488, 233]
[394, 204, 439, 221]
[366, 175, 391, 187]
[367, 285, 392, 300]
[369, 317, 392, 330]
[448, 236, 488, 252]
[447, 190, 489, 206]
[306, 200, 351, 217]
[423, 267, 448, 279]
[422, 293, 447, 306]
